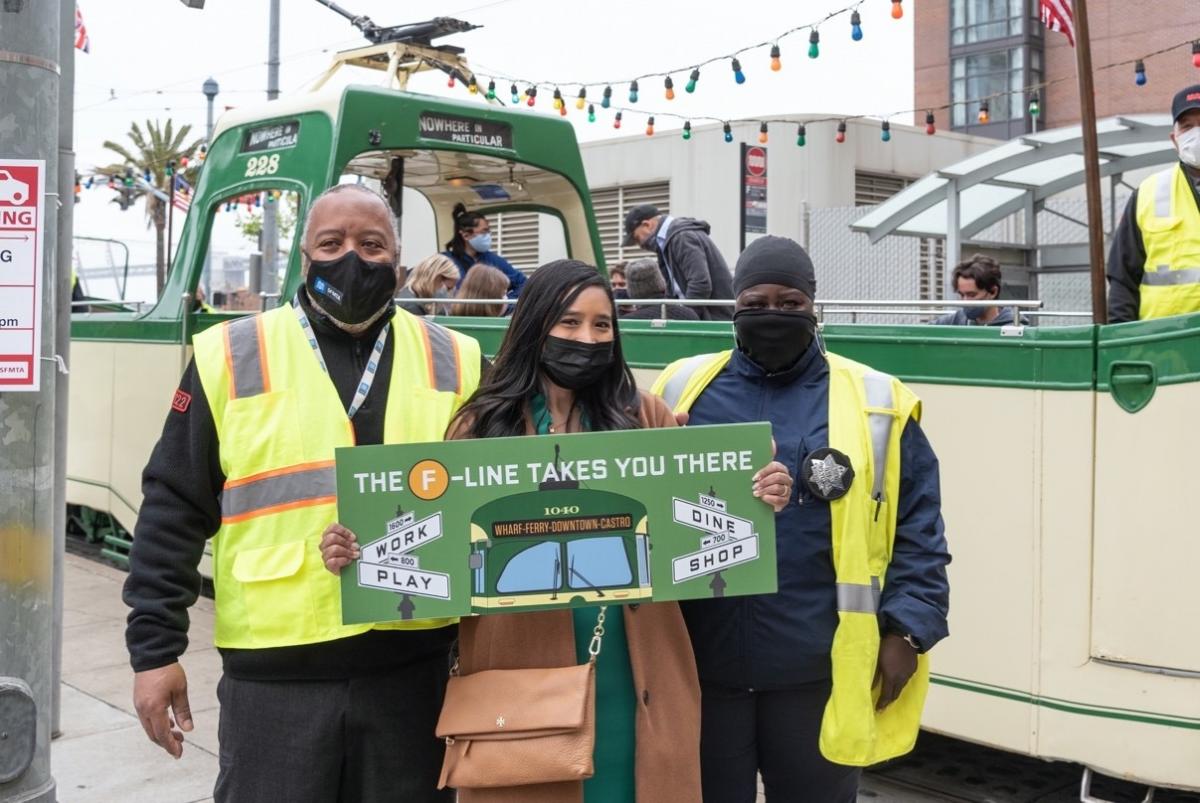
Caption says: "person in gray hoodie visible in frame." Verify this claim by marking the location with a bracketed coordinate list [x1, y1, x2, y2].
[622, 204, 735, 320]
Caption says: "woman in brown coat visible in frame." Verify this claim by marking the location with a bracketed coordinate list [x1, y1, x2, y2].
[323, 260, 792, 802]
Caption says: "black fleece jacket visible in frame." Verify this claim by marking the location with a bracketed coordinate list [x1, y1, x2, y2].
[123, 291, 482, 680]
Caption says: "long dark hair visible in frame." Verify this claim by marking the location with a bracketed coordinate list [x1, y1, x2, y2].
[452, 259, 640, 439]
[445, 202, 487, 261]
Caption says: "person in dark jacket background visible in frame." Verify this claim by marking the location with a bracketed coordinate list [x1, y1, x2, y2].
[443, 202, 527, 298]
[621, 257, 700, 320]
[653, 236, 950, 803]
[932, 254, 1025, 327]
[622, 204, 734, 320]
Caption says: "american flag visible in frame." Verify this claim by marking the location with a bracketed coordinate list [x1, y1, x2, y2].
[172, 174, 192, 213]
[1039, 0, 1075, 47]
[74, 5, 90, 53]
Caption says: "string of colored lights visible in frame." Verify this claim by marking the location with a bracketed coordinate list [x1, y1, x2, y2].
[445, 32, 1200, 144]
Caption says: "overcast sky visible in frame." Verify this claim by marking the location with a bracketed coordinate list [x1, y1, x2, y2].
[71, 0, 914, 297]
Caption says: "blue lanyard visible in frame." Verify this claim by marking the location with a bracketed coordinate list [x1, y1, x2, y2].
[292, 301, 388, 420]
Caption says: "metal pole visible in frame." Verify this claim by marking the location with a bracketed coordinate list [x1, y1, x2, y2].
[261, 0, 281, 296]
[1072, 0, 1108, 325]
[51, 0, 75, 740]
[167, 169, 176, 274]
[202, 77, 218, 298]
[0, 0, 60, 799]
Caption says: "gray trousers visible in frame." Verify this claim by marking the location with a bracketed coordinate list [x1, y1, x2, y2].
[214, 654, 453, 803]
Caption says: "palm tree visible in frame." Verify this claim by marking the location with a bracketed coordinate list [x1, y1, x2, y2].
[102, 120, 203, 293]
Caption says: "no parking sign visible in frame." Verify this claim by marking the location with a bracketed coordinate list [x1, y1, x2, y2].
[0, 159, 45, 392]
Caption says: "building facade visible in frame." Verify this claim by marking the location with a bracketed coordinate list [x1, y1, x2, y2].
[915, 0, 1200, 138]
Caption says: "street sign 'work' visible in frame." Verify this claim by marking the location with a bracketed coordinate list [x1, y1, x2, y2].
[0, 160, 44, 392]
[335, 423, 778, 624]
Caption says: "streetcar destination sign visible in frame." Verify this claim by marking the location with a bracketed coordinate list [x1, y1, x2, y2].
[240, 120, 300, 153]
[418, 113, 513, 149]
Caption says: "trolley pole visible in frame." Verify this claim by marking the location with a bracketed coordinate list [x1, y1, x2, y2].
[1072, 0, 1108, 324]
[260, 0, 281, 298]
[0, 0, 62, 801]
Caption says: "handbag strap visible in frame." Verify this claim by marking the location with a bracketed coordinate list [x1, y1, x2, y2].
[449, 605, 611, 676]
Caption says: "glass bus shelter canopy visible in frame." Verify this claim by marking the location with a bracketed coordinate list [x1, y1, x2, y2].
[851, 115, 1176, 247]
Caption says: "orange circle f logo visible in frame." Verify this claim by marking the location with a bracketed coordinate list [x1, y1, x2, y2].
[409, 460, 450, 501]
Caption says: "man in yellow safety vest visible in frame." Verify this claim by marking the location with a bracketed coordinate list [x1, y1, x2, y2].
[652, 236, 951, 802]
[1108, 84, 1200, 322]
[123, 184, 482, 802]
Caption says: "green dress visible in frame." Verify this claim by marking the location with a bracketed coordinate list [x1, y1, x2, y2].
[530, 394, 637, 803]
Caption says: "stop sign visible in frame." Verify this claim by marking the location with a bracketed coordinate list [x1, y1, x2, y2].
[745, 146, 767, 177]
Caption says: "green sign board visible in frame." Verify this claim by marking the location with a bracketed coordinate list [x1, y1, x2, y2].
[335, 423, 778, 623]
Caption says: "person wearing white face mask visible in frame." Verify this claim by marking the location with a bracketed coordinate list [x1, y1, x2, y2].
[1107, 85, 1200, 322]
[442, 202, 527, 298]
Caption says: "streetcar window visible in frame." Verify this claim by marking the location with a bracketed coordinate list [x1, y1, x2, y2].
[195, 188, 301, 311]
[496, 542, 562, 594]
[566, 537, 633, 590]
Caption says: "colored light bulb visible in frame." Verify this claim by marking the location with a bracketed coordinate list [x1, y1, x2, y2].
[602, 85, 612, 109]
[978, 101, 990, 124]
[576, 88, 586, 110]
[686, 68, 700, 93]
[1028, 92, 1040, 117]
[850, 10, 863, 41]
[723, 122, 733, 143]
[553, 87, 563, 110]
[664, 76, 674, 100]
[796, 123, 807, 147]
[447, 75, 456, 89]
[682, 121, 692, 140]
[559, 104, 568, 117]
[925, 111, 936, 135]
[588, 104, 596, 123]
[770, 44, 781, 71]
[891, 0, 903, 19]
[144, 169, 151, 181]
[808, 29, 820, 59]
[629, 80, 639, 103]
[646, 116, 655, 136]
[835, 121, 846, 143]
[614, 111, 622, 129]
[732, 58, 745, 84]
[486, 80, 496, 100]
[468, 76, 478, 94]
[881, 120, 891, 142]
[510, 84, 519, 104]
[527, 86, 537, 107]
[1134, 60, 1147, 86]
[758, 122, 768, 144]
[1194, 42, 1200, 68]
[180, 157, 189, 168]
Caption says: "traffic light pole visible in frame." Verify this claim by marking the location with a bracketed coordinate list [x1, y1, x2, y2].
[0, 0, 62, 800]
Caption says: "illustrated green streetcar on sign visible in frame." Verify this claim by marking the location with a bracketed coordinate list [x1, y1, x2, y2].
[334, 423, 779, 622]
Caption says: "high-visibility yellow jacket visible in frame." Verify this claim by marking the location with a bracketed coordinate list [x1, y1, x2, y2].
[193, 304, 481, 649]
[652, 349, 930, 766]
[1136, 163, 1200, 320]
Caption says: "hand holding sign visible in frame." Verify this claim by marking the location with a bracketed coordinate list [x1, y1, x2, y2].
[320, 523, 360, 574]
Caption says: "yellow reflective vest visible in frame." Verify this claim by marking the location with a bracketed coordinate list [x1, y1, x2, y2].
[651, 349, 930, 766]
[193, 304, 481, 650]
[1136, 163, 1200, 320]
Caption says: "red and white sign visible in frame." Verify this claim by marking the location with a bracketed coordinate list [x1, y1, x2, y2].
[744, 146, 767, 179]
[0, 160, 44, 391]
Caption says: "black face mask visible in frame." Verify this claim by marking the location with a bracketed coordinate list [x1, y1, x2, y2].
[306, 250, 397, 326]
[540, 335, 615, 390]
[733, 308, 818, 374]
[613, 288, 630, 300]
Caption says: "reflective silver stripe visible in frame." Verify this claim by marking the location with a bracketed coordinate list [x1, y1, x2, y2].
[227, 315, 266, 398]
[221, 464, 336, 520]
[660, 354, 714, 411]
[422, 321, 461, 393]
[1141, 267, 1200, 287]
[1155, 170, 1173, 218]
[863, 372, 895, 502]
[836, 577, 881, 614]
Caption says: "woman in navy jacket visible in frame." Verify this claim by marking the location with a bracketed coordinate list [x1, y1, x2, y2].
[442, 203, 527, 297]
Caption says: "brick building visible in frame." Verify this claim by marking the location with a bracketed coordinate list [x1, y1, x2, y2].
[914, 0, 1200, 139]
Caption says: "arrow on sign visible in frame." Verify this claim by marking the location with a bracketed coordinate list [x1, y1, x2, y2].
[0, 235, 29, 241]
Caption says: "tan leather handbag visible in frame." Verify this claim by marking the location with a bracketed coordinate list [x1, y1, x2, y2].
[435, 607, 608, 790]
